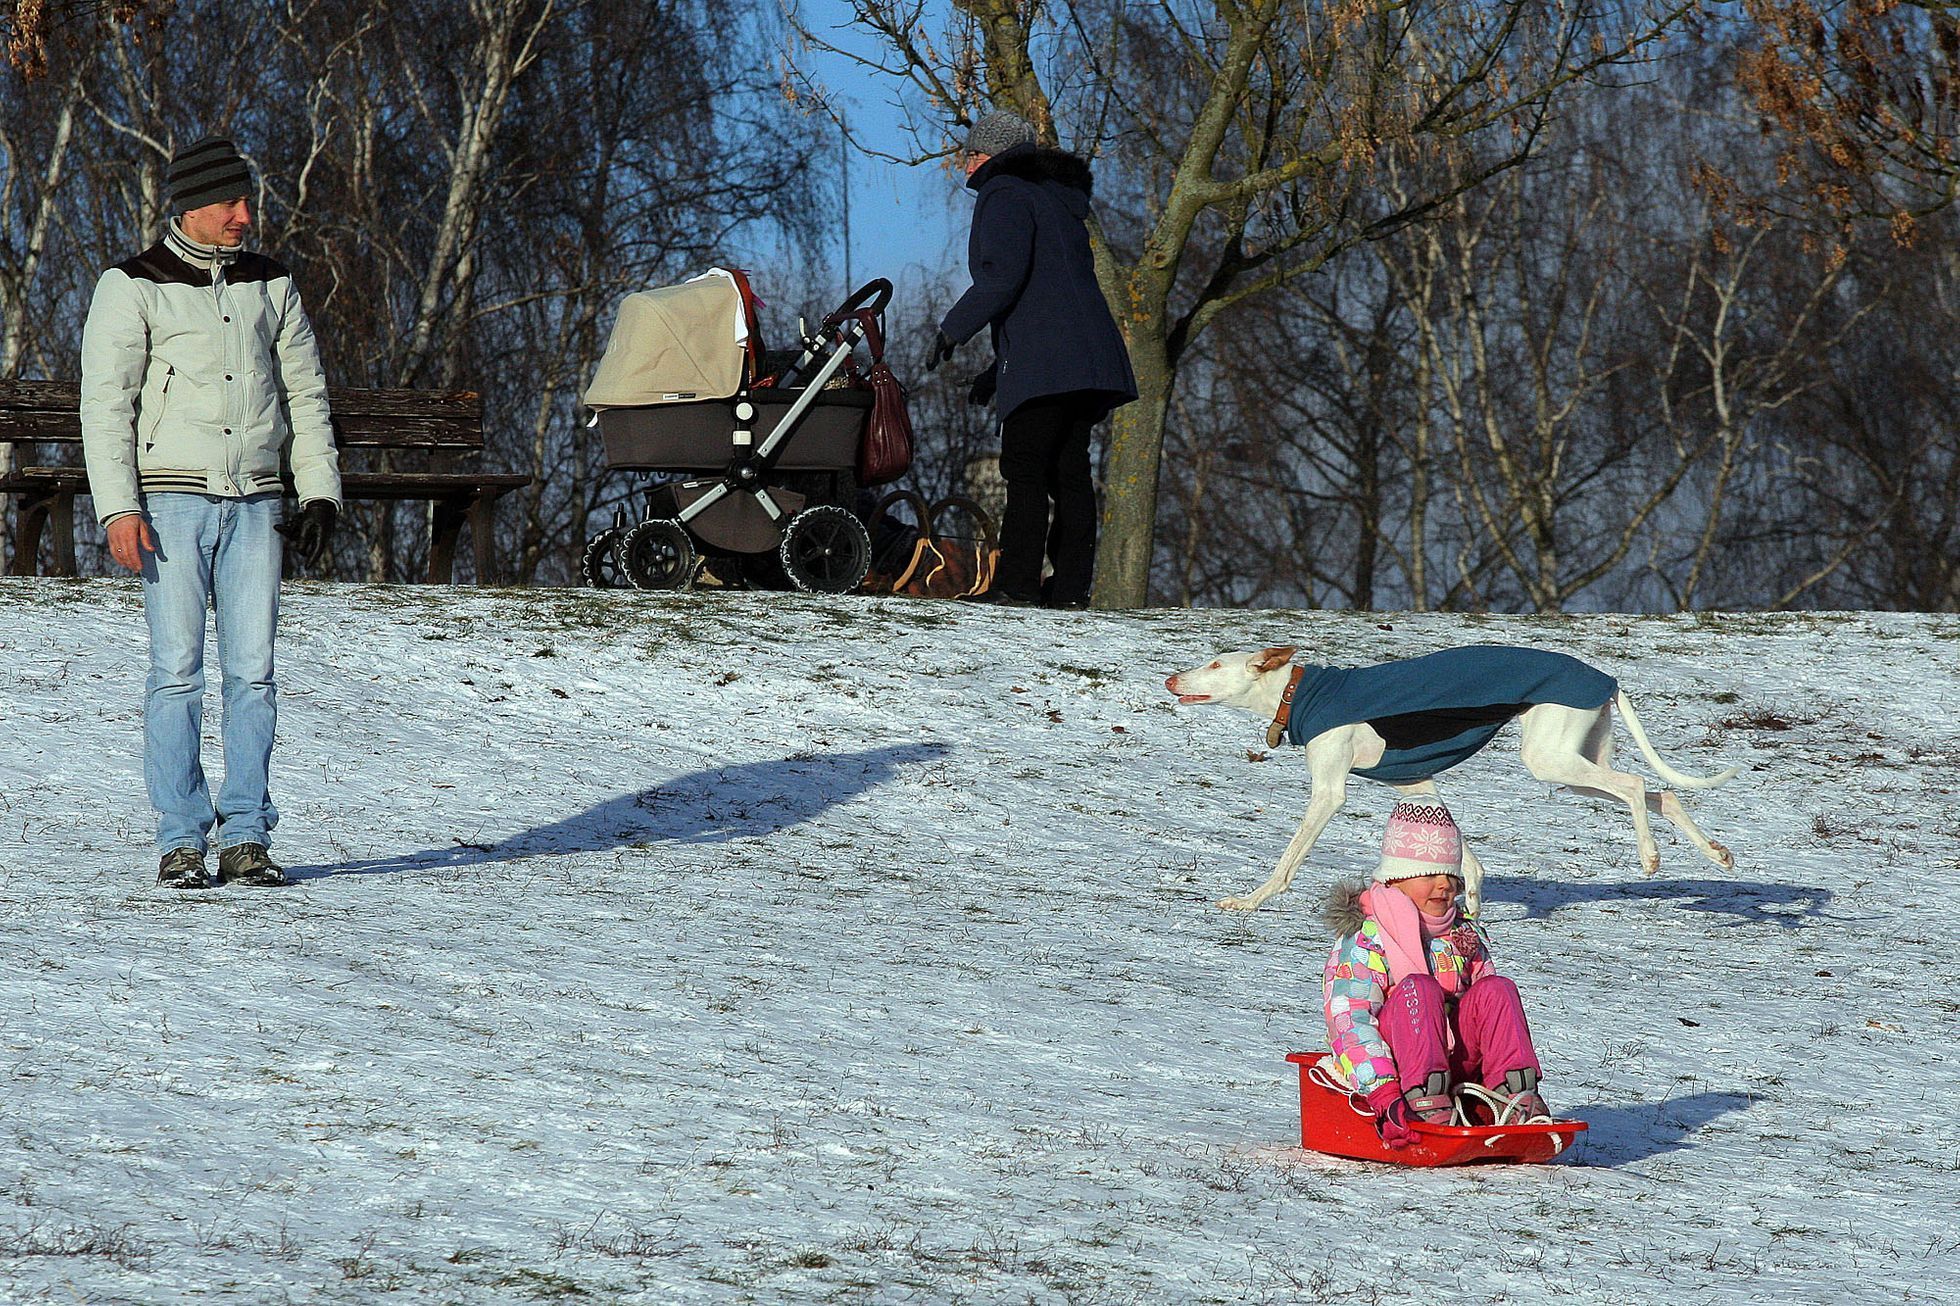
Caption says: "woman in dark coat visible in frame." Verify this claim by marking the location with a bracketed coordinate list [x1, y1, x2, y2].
[929, 111, 1137, 608]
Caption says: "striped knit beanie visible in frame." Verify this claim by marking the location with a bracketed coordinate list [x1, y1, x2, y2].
[167, 137, 253, 212]
[1374, 799, 1463, 883]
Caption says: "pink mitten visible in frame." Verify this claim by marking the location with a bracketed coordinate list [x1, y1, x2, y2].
[1366, 1081, 1420, 1149]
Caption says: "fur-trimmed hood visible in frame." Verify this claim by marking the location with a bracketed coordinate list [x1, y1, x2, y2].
[1321, 877, 1372, 937]
[968, 145, 1095, 212]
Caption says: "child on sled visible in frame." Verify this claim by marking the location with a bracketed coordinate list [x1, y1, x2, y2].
[1322, 798, 1553, 1147]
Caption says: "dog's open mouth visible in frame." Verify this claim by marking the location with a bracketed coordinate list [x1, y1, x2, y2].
[1175, 693, 1209, 704]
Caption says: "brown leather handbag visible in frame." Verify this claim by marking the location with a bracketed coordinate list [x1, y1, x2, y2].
[846, 310, 914, 486]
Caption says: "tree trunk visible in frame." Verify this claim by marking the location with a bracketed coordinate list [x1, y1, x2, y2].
[396, 0, 552, 387]
[1094, 327, 1172, 607]
[0, 64, 82, 384]
[1351, 417, 1379, 609]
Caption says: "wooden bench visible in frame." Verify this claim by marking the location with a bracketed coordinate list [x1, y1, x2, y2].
[0, 379, 530, 583]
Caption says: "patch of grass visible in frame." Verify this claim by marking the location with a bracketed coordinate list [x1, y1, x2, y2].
[1721, 709, 1813, 731]
[550, 1219, 687, 1261]
[0, 1219, 152, 1270]
[490, 1266, 593, 1299]
[882, 603, 957, 628]
[1, 577, 119, 607]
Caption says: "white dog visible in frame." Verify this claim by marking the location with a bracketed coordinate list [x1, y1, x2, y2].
[1164, 644, 1739, 915]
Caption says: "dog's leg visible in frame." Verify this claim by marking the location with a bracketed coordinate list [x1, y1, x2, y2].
[1520, 705, 1662, 873]
[1645, 791, 1735, 868]
[1220, 728, 1359, 911]
[1585, 707, 1734, 868]
[1389, 778, 1488, 917]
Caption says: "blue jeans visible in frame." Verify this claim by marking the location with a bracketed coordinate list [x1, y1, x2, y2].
[139, 493, 283, 854]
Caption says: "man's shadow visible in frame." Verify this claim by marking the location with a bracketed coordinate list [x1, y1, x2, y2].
[1571, 1091, 1756, 1166]
[1484, 875, 1835, 928]
[289, 741, 950, 880]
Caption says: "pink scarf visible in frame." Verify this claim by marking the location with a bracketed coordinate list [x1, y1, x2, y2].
[1360, 884, 1434, 989]
[1360, 886, 1465, 983]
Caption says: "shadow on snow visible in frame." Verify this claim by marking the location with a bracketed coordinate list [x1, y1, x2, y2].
[287, 741, 950, 880]
[1484, 875, 1835, 928]
[1572, 1091, 1758, 1167]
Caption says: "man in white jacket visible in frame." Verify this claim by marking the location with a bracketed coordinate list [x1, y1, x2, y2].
[81, 136, 342, 890]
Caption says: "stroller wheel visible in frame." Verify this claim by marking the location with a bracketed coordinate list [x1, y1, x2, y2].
[618, 518, 697, 590]
[778, 504, 872, 594]
[580, 528, 628, 588]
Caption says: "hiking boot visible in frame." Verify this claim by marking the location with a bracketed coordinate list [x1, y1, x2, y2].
[1403, 1071, 1454, 1124]
[157, 847, 211, 890]
[217, 842, 288, 888]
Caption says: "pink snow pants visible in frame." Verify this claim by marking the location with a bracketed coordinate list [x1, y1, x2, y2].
[1379, 974, 1541, 1091]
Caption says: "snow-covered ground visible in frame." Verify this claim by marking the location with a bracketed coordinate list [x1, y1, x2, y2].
[1, 578, 1955, 1304]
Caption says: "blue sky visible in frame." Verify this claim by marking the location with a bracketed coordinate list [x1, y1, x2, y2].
[792, 11, 970, 297]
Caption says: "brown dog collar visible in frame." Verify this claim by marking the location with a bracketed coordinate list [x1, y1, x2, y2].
[1265, 665, 1305, 750]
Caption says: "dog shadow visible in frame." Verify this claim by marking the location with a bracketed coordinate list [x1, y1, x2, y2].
[288, 741, 950, 881]
[1485, 876, 1835, 928]
[1570, 1091, 1756, 1167]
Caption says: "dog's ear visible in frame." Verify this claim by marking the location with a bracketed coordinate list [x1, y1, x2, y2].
[1251, 646, 1297, 673]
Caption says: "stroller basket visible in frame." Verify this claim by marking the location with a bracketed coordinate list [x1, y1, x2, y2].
[597, 387, 871, 473]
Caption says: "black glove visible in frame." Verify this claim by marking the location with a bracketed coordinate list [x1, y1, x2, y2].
[967, 364, 998, 407]
[924, 328, 956, 372]
[277, 500, 338, 567]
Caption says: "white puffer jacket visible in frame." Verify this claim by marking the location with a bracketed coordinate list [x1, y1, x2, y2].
[79, 226, 342, 523]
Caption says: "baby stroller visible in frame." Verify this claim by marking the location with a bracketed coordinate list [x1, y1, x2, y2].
[580, 270, 895, 592]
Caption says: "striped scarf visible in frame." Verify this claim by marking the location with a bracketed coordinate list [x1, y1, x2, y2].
[165, 217, 241, 271]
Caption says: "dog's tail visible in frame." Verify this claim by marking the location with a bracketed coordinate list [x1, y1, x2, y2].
[1614, 690, 1743, 790]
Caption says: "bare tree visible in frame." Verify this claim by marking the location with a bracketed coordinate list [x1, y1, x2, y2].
[1752, 227, 1960, 611]
[1630, 224, 1866, 609]
[790, 0, 1699, 607]
[1, 0, 830, 581]
[1733, 0, 1960, 241]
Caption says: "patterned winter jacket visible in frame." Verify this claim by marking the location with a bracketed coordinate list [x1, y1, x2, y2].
[1320, 878, 1495, 1094]
[80, 221, 341, 524]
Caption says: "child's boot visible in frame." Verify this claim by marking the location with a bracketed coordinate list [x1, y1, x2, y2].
[1403, 1070, 1454, 1123]
[1490, 1067, 1553, 1123]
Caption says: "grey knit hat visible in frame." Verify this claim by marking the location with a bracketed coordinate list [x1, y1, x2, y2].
[963, 111, 1037, 158]
[167, 136, 253, 212]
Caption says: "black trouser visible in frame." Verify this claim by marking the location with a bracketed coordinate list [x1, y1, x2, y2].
[996, 392, 1101, 605]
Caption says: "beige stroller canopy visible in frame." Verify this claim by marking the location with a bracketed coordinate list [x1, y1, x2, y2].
[584, 269, 752, 409]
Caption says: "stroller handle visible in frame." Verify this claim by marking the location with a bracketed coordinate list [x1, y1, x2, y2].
[823, 278, 893, 326]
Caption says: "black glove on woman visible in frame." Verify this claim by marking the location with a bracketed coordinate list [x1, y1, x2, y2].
[967, 363, 998, 406]
[277, 500, 338, 567]
[924, 329, 956, 372]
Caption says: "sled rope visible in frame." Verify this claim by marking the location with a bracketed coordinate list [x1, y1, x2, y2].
[1308, 1057, 1376, 1119]
[1455, 1082, 1555, 1127]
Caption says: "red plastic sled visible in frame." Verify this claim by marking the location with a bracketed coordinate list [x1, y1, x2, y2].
[1285, 1052, 1586, 1167]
